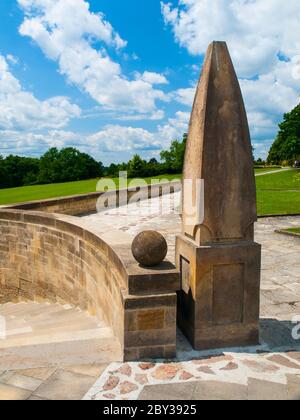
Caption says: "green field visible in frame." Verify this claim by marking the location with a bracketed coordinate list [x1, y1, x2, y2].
[0, 174, 181, 206]
[0, 169, 299, 217]
[256, 169, 300, 215]
[285, 228, 300, 234]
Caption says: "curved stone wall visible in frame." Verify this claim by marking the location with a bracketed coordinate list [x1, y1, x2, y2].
[0, 209, 127, 345]
[0, 209, 179, 361]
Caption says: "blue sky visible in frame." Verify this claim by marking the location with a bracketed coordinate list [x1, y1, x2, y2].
[0, 0, 299, 165]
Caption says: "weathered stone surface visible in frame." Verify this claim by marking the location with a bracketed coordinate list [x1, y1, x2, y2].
[197, 366, 215, 375]
[220, 362, 239, 371]
[242, 359, 279, 373]
[119, 381, 138, 395]
[182, 41, 256, 243]
[192, 381, 248, 401]
[33, 370, 95, 401]
[0, 372, 42, 392]
[248, 378, 288, 400]
[286, 352, 300, 363]
[103, 393, 116, 400]
[131, 231, 168, 267]
[103, 375, 120, 391]
[179, 371, 194, 381]
[193, 355, 233, 365]
[151, 364, 181, 380]
[138, 362, 155, 371]
[176, 41, 261, 352]
[137, 309, 165, 331]
[286, 375, 300, 400]
[267, 355, 300, 370]
[117, 364, 132, 377]
[0, 383, 32, 401]
[135, 374, 148, 385]
[17, 368, 56, 381]
[138, 382, 196, 401]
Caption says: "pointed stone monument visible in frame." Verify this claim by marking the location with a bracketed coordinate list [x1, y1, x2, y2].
[176, 42, 261, 350]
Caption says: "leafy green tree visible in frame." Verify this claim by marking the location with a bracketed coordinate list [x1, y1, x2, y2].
[0, 155, 8, 188]
[0, 155, 39, 188]
[105, 163, 120, 177]
[128, 154, 147, 178]
[146, 158, 161, 176]
[38, 147, 103, 184]
[254, 158, 266, 166]
[160, 133, 187, 174]
[268, 104, 300, 165]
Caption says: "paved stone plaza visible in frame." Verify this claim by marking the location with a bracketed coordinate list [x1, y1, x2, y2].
[0, 191, 299, 400]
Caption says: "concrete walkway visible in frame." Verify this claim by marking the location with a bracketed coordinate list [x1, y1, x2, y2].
[255, 168, 291, 177]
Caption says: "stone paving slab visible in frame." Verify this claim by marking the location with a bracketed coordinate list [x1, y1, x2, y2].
[287, 375, 300, 400]
[0, 364, 109, 400]
[33, 370, 97, 401]
[0, 383, 32, 400]
[138, 382, 196, 401]
[192, 381, 248, 401]
[247, 378, 288, 400]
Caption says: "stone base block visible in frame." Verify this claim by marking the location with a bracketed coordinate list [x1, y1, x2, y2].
[123, 292, 177, 361]
[176, 235, 261, 350]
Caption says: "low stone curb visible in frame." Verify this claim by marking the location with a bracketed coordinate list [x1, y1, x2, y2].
[258, 213, 300, 219]
[275, 229, 300, 239]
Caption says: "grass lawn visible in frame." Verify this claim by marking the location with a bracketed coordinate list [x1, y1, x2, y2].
[256, 169, 300, 216]
[285, 228, 300, 234]
[0, 174, 181, 206]
[0, 169, 299, 217]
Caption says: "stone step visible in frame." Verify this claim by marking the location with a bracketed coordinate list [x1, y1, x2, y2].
[4, 317, 102, 338]
[0, 302, 68, 318]
[0, 327, 114, 349]
[1, 303, 105, 328]
[0, 302, 37, 317]
[0, 336, 122, 371]
[0, 302, 122, 370]
[18, 311, 102, 330]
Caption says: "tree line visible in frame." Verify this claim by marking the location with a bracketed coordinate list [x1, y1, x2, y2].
[0, 134, 187, 189]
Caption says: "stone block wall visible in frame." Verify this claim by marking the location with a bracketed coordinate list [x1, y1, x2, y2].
[123, 293, 177, 360]
[0, 210, 179, 361]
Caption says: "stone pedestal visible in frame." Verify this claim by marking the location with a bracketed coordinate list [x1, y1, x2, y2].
[176, 234, 261, 350]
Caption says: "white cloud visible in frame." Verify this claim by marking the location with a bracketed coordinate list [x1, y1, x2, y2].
[161, 0, 300, 77]
[0, 110, 189, 161]
[138, 71, 168, 85]
[172, 87, 195, 106]
[0, 54, 80, 130]
[162, 0, 300, 155]
[18, 0, 168, 117]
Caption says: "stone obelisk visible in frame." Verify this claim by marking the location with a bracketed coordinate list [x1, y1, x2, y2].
[176, 42, 261, 350]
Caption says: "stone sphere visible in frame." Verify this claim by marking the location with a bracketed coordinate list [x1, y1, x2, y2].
[131, 231, 168, 267]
